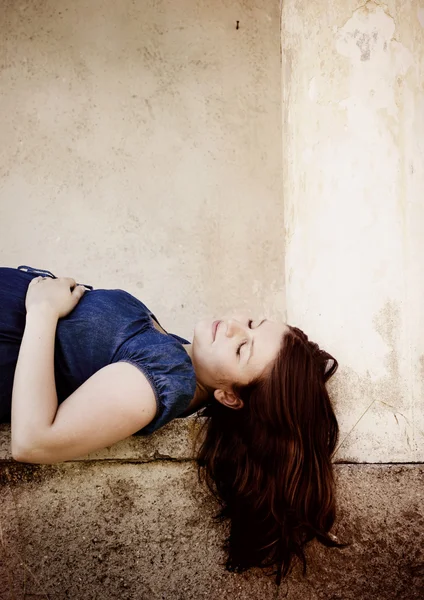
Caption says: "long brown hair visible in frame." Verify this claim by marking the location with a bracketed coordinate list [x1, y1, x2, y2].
[196, 325, 342, 583]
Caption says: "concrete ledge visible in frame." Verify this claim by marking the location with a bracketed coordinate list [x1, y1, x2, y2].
[0, 461, 423, 599]
[0, 417, 202, 462]
[2, 422, 421, 465]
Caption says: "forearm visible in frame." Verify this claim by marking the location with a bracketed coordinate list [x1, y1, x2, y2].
[11, 307, 59, 452]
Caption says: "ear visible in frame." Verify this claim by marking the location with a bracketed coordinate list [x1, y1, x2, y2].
[214, 388, 244, 410]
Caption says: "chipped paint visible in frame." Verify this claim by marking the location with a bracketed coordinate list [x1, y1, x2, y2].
[282, 0, 424, 462]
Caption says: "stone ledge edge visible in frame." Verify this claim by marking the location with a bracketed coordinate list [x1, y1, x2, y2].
[0, 416, 202, 461]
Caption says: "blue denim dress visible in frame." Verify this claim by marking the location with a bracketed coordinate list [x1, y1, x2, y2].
[0, 266, 197, 435]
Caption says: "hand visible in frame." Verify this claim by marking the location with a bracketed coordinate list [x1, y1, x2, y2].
[26, 276, 86, 319]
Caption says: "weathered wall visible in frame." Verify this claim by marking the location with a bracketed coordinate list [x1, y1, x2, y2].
[1, 0, 424, 598]
[282, 0, 424, 463]
[0, 0, 284, 328]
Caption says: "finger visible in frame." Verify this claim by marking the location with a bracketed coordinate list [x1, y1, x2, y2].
[72, 285, 86, 299]
[62, 277, 77, 288]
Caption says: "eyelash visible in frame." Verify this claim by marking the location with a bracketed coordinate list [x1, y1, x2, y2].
[237, 320, 253, 356]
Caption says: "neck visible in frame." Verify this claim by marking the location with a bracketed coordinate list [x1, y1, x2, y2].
[182, 343, 212, 415]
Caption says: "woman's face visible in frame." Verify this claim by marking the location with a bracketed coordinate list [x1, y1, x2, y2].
[191, 313, 288, 404]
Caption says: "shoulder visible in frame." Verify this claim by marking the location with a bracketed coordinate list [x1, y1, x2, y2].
[114, 337, 197, 435]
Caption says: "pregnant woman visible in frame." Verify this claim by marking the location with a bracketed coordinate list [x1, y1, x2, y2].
[0, 264, 341, 581]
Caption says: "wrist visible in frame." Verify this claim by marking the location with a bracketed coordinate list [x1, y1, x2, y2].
[26, 304, 59, 322]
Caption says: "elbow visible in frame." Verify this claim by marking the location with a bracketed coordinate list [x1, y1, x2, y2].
[11, 437, 52, 464]
[12, 445, 36, 463]
[11, 430, 29, 462]
[12, 447, 54, 464]
[11, 439, 38, 463]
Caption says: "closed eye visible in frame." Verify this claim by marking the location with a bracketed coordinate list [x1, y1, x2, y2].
[237, 319, 266, 358]
[237, 341, 247, 356]
[236, 320, 254, 356]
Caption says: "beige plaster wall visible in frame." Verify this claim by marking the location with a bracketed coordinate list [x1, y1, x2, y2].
[282, 0, 424, 463]
[0, 0, 284, 339]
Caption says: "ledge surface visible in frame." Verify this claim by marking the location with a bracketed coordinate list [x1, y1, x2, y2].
[0, 460, 423, 599]
[0, 417, 201, 462]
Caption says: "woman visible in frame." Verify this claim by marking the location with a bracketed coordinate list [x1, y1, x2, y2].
[0, 264, 341, 580]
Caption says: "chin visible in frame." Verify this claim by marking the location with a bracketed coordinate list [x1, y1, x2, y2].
[193, 318, 214, 346]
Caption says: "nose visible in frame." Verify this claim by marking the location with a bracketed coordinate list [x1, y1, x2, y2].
[225, 318, 247, 338]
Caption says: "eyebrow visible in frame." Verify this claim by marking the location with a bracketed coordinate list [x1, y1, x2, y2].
[247, 319, 266, 363]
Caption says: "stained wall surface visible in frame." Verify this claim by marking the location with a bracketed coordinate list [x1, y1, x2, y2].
[282, 0, 424, 462]
[0, 0, 284, 331]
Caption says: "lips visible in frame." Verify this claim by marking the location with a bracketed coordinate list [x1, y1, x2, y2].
[212, 320, 221, 341]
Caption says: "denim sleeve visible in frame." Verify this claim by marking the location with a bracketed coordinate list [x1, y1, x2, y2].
[112, 335, 197, 435]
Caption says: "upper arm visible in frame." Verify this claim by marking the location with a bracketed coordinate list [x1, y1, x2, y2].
[14, 362, 157, 464]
